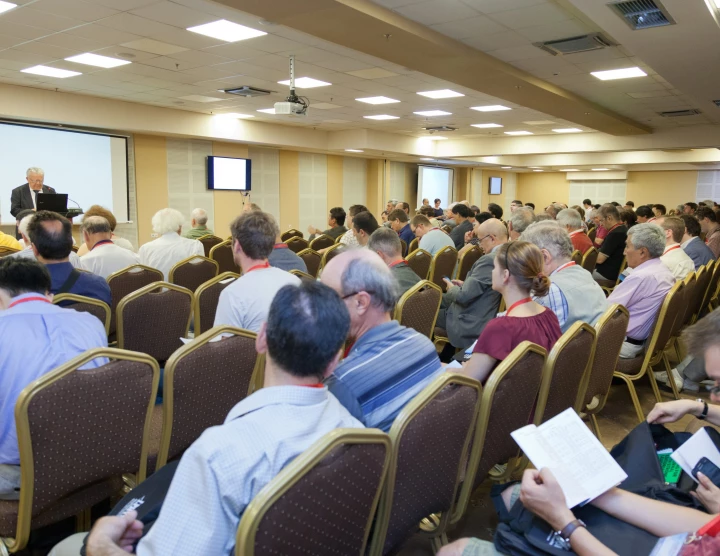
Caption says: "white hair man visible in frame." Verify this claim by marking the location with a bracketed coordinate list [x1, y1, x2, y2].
[79, 216, 139, 279]
[184, 208, 213, 240]
[520, 221, 607, 333]
[10, 167, 56, 217]
[507, 207, 535, 241]
[557, 208, 593, 254]
[138, 208, 204, 280]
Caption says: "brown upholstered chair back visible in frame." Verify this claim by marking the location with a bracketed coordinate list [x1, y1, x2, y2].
[654, 281, 687, 354]
[704, 260, 720, 312]
[393, 280, 442, 339]
[106, 265, 163, 337]
[117, 282, 193, 363]
[408, 237, 419, 254]
[320, 244, 345, 269]
[280, 229, 303, 242]
[581, 247, 598, 273]
[235, 430, 391, 556]
[52, 294, 111, 334]
[399, 239, 407, 258]
[198, 234, 223, 258]
[587, 227, 597, 243]
[193, 272, 239, 335]
[456, 246, 483, 282]
[406, 248, 431, 280]
[286, 237, 309, 254]
[210, 240, 241, 274]
[691, 265, 712, 324]
[536, 322, 596, 423]
[309, 234, 334, 251]
[571, 249, 583, 265]
[369, 375, 481, 555]
[169, 255, 219, 294]
[298, 248, 321, 278]
[157, 326, 261, 469]
[1, 349, 158, 551]
[428, 246, 458, 292]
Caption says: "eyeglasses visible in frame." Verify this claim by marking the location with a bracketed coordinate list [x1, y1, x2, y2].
[477, 234, 493, 243]
[341, 290, 375, 300]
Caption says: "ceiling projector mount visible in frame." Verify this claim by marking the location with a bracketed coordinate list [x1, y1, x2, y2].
[274, 55, 309, 116]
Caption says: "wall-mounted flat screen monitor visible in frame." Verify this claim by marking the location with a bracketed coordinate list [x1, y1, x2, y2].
[489, 176, 502, 195]
[207, 156, 251, 191]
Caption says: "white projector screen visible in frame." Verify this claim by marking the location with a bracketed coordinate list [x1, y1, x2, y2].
[418, 165, 453, 210]
[0, 123, 129, 224]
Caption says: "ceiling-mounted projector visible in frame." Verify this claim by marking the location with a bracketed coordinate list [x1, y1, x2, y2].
[274, 55, 308, 117]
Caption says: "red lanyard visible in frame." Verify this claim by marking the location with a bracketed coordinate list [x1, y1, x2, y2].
[301, 383, 324, 388]
[505, 297, 532, 316]
[389, 259, 407, 268]
[555, 261, 576, 273]
[91, 239, 114, 250]
[606, 223, 622, 234]
[274, 243, 288, 249]
[9, 296, 51, 308]
[664, 245, 681, 255]
[245, 261, 270, 273]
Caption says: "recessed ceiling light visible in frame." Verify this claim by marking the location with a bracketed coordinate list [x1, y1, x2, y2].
[21, 65, 81, 78]
[414, 110, 451, 116]
[471, 105, 511, 112]
[345, 149, 364, 153]
[65, 53, 131, 68]
[528, 166, 541, 169]
[356, 96, 399, 104]
[533, 169, 544, 172]
[278, 77, 331, 88]
[505, 131, 533, 136]
[364, 114, 399, 120]
[217, 112, 254, 119]
[471, 123, 503, 128]
[187, 19, 267, 42]
[257, 108, 276, 114]
[179, 95, 222, 103]
[417, 89, 464, 99]
[592, 168, 610, 171]
[591, 67, 647, 80]
[501, 166, 512, 169]
[560, 169, 579, 172]
[0, 1, 17, 15]
[552, 128, 582, 133]
[420, 158, 435, 161]
[425, 136, 448, 140]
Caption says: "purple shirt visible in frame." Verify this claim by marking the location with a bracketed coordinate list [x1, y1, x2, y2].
[607, 258, 675, 340]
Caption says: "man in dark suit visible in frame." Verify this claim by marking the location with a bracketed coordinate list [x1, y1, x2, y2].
[681, 214, 716, 269]
[10, 167, 55, 218]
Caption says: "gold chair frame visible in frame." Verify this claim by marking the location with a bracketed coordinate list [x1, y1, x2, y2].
[296, 248, 322, 278]
[454, 245, 482, 281]
[234, 429, 391, 556]
[106, 263, 164, 286]
[393, 280, 442, 339]
[309, 233, 335, 251]
[280, 229, 303, 242]
[285, 236, 309, 253]
[570, 249, 583, 266]
[168, 255, 219, 285]
[406, 248, 432, 280]
[408, 237, 419, 255]
[580, 247, 598, 273]
[52, 293, 111, 335]
[192, 272, 240, 335]
[289, 269, 315, 281]
[320, 243, 343, 270]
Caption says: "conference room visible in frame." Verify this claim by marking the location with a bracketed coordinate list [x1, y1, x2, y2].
[3, 0, 720, 554]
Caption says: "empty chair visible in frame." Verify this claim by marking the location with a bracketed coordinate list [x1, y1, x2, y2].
[406, 248, 432, 280]
[234, 429, 391, 555]
[117, 282, 193, 364]
[393, 280, 442, 339]
[428, 246, 458, 292]
[309, 234, 335, 251]
[408, 237, 419, 255]
[368, 373, 481, 555]
[0, 348, 158, 554]
[169, 255, 219, 294]
[581, 247, 598, 273]
[107, 264, 163, 337]
[280, 229, 303, 242]
[52, 293, 111, 334]
[289, 269, 315, 282]
[156, 326, 263, 470]
[210, 240, 241, 274]
[455, 245, 483, 281]
[198, 234, 224, 258]
[286, 237, 309, 254]
[570, 249, 583, 265]
[298, 248, 321, 278]
[193, 272, 240, 335]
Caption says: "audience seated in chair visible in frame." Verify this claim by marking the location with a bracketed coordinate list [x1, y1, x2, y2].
[558, 208, 593, 254]
[73, 205, 135, 256]
[11, 212, 83, 268]
[654, 216, 695, 281]
[268, 228, 308, 274]
[520, 221, 607, 333]
[49, 280, 362, 555]
[182, 207, 213, 240]
[331, 204, 367, 250]
[607, 223, 675, 359]
[28, 211, 111, 305]
[456, 241, 562, 384]
[411, 214, 455, 257]
[0, 258, 108, 500]
[79, 216, 140, 279]
[449, 204, 474, 250]
[435, 219, 507, 351]
[307, 206, 348, 242]
[352, 210, 380, 247]
[592, 203, 628, 283]
[698, 206, 720, 258]
[681, 214, 715, 270]
[507, 206, 536, 241]
[214, 211, 299, 332]
[321, 249, 443, 432]
[368, 227, 421, 299]
[138, 208, 204, 280]
[387, 208, 415, 247]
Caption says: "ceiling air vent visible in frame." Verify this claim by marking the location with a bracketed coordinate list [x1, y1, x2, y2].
[220, 86, 272, 97]
[424, 126, 457, 132]
[534, 33, 616, 56]
[609, 0, 675, 30]
[659, 109, 702, 117]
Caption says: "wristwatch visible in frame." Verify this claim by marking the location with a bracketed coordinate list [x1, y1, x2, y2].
[558, 519, 587, 546]
[696, 399, 709, 420]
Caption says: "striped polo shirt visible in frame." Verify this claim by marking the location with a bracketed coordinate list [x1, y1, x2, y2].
[325, 320, 443, 432]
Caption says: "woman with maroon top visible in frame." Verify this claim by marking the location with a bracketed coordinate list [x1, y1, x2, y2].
[459, 241, 562, 384]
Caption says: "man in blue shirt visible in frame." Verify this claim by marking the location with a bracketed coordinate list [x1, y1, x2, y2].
[0, 258, 108, 500]
[27, 211, 111, 305]
[388, 208, 415, 249]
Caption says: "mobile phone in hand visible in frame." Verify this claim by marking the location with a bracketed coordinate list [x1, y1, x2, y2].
[693, 457, 720, 487]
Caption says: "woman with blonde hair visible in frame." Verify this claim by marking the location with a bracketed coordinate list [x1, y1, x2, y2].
[459, 241, 562, 383]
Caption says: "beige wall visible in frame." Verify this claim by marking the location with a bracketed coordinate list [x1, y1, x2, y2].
[626, 171, 698, 209]
[278, 151, 300, 232]
[134, 134, 169, 244]
[516, 172, 567, 212]
[367, 159, 384, 216]
[327, 155, 344, 212]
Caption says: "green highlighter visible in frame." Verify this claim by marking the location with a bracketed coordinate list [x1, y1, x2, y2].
[658, 449, 683, 485]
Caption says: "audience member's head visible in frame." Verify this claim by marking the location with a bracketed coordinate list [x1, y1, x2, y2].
[510, 200, 523, 213]
[190, 208, 209, 229]
[696, 206, 718, 233]
[475, 211, 494, 225]
[701, 199, 715, 209]
[386, 199, 398, 212]
[85, 205, 118, 232]
[681, 214, 702, 240]
[593, 203, 601, 210]
[544, 203, 564, 220]
[81, 216, 113, 250]
[229, 211, 278, 265]
[152, 208, 184, 235]
[636, 205, 653, 223]
[598, 203, 621, 228]
[368, 227, 403, 266]
[348, 204, 369, 228]
[395, 201, 410, 214]
[18, 214, 34, 245]
[520, 221, 573, 274]
[625, 201, 635, 209]
[487, 203, 503, 220]
[652, 203, 667, 217]
[493, 241, 550, 298]
[656, 216, 685, 245]
[381, 210, 389, 223]
[475, 218, 508, 254]
[620, 208, 637, 229]
[0, 258, 52, 309]
[583, 198, 592, 208]
[570, 205, 585, 220]
[683, 308, 720, 400]
[15, 208, 34, 227]
[556, 208, 583, 233]
[508, 207, 536, 240]
[352, 211, 379, 246]
[434, 198, 441, 208]
[328, 206, 346, 228]
[419, 205, 436, 219]
[611, 201, 621, 207]
[410, 214, 433, 237]
[683, 202, 698, 215]
[451, 203, 472, 221]
[257, 281, 351, 382]
[625, 223, 665, 269]
[525, 202, 535, 211]
[387, 208, 409, 233]
[27, 211, 73, 263]
[422, 198, 430, 207]
[535, 214, 552, 222]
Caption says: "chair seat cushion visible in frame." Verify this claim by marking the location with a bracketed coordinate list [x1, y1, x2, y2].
[615, 355, 644, 375]
[434, 327, 448, 339]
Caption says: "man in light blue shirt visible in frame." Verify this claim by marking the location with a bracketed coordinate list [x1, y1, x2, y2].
[0, 258, 108, 500]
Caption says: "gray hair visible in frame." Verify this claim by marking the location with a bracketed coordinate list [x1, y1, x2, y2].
[509, 207, 536, 235]
[556, 208, 583, 231]
[82, 216, 112, 235]
[26, 167, 44, 177]
[340, 256, 398, 313]
[191, 207, 208, 226]
[387, 198, 399, 205]
[18, 214, 33, 238]
[535, 214, 553, 222]
[520, 220, 573, 261]
[367, 227, 402, 259]
[627, 223, 665, 258]
[152, 208, 185, 235]
[702, 199, 715, 208]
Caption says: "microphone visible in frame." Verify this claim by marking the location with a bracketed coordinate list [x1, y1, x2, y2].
[66, 198, 84, 219]
[68, 198, 81, 209]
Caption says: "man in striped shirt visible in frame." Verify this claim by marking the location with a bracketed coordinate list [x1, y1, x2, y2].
[322, 249, 443, 432]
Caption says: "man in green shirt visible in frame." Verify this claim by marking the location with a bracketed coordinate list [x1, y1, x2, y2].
[184, 208, 213, 239]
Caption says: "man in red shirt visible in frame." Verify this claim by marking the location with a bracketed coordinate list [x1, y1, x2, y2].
[557, 209, 593, 254]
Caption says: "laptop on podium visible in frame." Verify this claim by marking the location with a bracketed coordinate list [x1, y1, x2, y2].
[36, 193, 68, 213]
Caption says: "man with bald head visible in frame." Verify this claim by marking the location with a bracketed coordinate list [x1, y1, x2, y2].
[321, 249, 442, 432]
[436, 219, 508, 351]
[80, 216, 139, 279]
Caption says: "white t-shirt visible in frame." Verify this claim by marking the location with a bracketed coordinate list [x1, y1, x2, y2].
[80, 241, 140, 279]
[138, 232, 204, 280]
[214, 267, 301, 333]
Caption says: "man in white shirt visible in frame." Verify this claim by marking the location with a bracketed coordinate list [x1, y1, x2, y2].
[80, 216, 139, 279]
[138, 208, 204, 280]
[214, 211, 300, 332]
[411, 214, 454, 256]
[655, 216, 695, 281]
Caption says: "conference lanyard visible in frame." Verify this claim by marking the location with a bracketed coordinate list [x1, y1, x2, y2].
[664, 245, 681, 255]
[301, 383, 324, 388]
[91, 239, 114, 250]
[9, 296, 51, 308]
[273, 243, 288, 249]
[555, 261, 576, 273]
[245, 261, 270, 273]
[389, 259, 407, 268]
[606, 223, 622, 234]
[506, 297, 532, 317]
